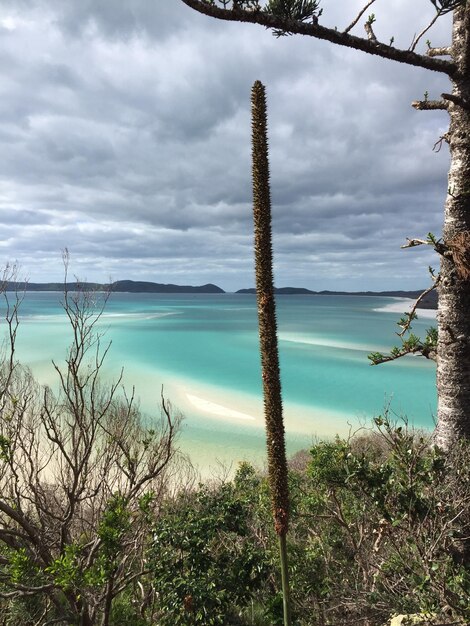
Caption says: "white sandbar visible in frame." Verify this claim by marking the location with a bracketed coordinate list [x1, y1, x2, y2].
[185, 393, 256, 421]
[374, 299, 437, 319]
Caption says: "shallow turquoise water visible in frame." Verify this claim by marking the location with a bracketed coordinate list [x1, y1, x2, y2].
[9, 292, 437, 471]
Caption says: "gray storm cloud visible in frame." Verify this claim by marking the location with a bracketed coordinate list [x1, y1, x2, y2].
[0, 0, 451, 290]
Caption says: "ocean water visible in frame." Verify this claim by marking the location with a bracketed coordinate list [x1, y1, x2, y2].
[7, 292, 437, 473]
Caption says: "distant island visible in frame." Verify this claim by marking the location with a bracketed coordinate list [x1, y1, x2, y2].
[236, 287, 438, 309]
[5, 280, 224, 294]
[4, 281, 437, 309]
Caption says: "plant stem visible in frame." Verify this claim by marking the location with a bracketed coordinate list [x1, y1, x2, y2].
[251, 79, 291, 626]
[279, 533, 292, 626]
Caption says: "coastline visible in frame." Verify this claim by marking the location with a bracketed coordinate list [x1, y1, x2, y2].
[11, 292, 437, 475]
[373, 298, 437, 318]
[19, 356, 361, 474]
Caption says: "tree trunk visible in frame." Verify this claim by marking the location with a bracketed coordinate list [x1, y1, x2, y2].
[435, 5, 470, 449]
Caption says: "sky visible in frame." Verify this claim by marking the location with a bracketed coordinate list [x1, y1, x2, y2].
[0, 0, 454, 292]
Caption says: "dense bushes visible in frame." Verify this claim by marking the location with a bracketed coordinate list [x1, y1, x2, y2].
[150, 471, 269, 625]
[2, 388, 469, 625]
[0, 277, 468, 624]
[285, 418, 470, 625]
[145, 417, 469, 625]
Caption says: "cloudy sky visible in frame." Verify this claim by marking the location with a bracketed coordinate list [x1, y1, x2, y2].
[0, 0, 453, 291]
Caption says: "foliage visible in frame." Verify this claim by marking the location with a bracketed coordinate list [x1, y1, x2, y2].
[0, 268, 183, 626]
[368, 316, 438, 365]
[265, 0, 319, 21]
[149, 467, 270, 625]
[277, 418, 470, 625]
[429, 0, 467, 14]
[145, 418, 468, 626]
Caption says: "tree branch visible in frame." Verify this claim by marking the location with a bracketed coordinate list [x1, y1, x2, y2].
[343, 0, 376, 35]
[428, 46, 452, 56]
[0, 583, 55, 599]
[409, 10, 441, 53]
[180, 0, 456, 75]
[401, 236, 449, 256]
[412, 99, 449, 110]
[396, 279, 440, 338]
[0, 500, 52, 566]
[441, 92, 470, 110]
[369, 343, 437, 365]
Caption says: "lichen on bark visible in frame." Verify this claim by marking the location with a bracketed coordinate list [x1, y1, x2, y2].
[434, 5, 470, 449]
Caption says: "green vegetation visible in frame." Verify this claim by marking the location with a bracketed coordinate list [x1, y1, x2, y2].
[1, 270, 468, 624]
[4, 384, 468, 625]
[146, 417, 469, 626]
[0, 266, 184, 625]
[150, 472, 269, 625]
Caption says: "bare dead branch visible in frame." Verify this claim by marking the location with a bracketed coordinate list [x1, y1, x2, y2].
[412, 99, 449, 110]
[0, 264, 184, 625]
[409, 10, 441, 52]
[433, 133, 450, 151]
[364, 21, 377, 42]
[343, 0, 376, 34]
[428, 46, 452, 56]
[0, 500, 53, 566]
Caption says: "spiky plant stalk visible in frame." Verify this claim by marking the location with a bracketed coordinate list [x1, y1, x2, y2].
[251, 80, 291, 626]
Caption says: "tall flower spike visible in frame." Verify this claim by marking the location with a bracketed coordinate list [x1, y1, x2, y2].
[251, 80, 291, 626]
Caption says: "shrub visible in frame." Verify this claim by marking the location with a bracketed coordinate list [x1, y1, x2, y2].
[150, 465, 270, 625]
[0, 273, 183, 626]
[287, 416, 470, 625]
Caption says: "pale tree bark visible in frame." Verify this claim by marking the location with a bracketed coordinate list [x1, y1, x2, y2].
[434, 5, 470, 448]
[180, 0, 470, 450]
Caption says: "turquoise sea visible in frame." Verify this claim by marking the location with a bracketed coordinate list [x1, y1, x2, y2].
[10, 292, 437, 473]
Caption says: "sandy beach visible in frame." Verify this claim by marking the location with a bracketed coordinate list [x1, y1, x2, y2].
[373, 298, 437, 319]
[278, 331, 375, 353]
[186, 393, 256, 421]
[100, 364, 360, 473]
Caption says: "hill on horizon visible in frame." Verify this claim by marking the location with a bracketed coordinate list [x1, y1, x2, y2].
[5, 279, 225, 294]
[236, 287, 437, 309]
[3, 280, 437, 309]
